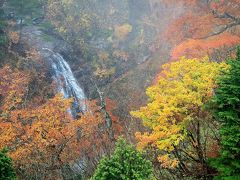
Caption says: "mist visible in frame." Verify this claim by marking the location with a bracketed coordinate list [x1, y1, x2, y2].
[1, 0, 240, 179]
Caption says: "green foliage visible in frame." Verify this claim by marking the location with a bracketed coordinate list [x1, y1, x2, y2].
[0, 148, 16, 180]
[0, 7, 8, 63]
[92, 138, 154, 180]
[0, 8, 6, 30]
[210, 47, 240, 178]
[7, 0, 43, 20]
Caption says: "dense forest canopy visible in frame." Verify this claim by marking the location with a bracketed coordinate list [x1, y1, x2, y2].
[0, 0, 240, 179]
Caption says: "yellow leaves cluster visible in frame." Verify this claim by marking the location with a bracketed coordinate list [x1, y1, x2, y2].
[0, 65, 30, 113]
[47, 0, 92, 38]
[57, 26, 67, 34]
[94, 67, 116, 78]
[158, 154, 179, 169]
[114, 23, 132, 41]
[131, 56, 228, 168]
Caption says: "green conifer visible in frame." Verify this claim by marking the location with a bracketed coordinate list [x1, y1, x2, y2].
[210, 47, 240, 179]
[0, 148, 16, 180]
[92, 138, 154, 180]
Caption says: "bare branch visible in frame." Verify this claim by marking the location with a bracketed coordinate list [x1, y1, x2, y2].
[90, 78, 115, 141]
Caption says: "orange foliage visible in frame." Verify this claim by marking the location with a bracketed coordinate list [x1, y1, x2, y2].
[25, 49, 45, 64]
[105, 98, 123, 135]
[210, 0, 240, 16]
[8, 31, 20, 44]
[0, 65, 120, 178]
[171, 33, 240, 59]
[0, 65, 30, 112]
[67, 100, 110, 158]
[206, 143, 220, 158]
[160, 0, 240, 59]
[114, 23, 132, 41]
[0, 66, 83, 175]
[165, 12, 221, 44]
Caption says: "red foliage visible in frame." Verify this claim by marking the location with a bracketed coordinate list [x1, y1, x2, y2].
[106, 98, 123, 136]
[171, 33, 240, 59]
[159, 0, 240, 59]
[207, 143, 220, 158]
[0, 65, 122, 178]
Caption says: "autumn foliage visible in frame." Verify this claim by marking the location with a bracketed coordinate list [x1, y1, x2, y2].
[131, 57, 228, 177]
[114, 23, 132, 41]
[171, 33, 240, 59]
[158, 0, 240, 59]
[0, 65, 119, 179]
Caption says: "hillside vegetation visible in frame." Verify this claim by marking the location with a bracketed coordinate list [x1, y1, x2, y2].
[0, 0, 240, 179]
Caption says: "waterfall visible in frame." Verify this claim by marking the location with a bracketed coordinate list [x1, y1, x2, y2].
[42, 48, 86, 116]
[42, 48, 88, 176]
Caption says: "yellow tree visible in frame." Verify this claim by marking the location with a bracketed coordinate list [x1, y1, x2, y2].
[47, 0, 94, 50]
[131, 57, 228, 178]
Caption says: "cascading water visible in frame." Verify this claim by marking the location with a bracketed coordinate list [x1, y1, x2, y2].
[42, 48, 86, 116]
[41, 48, 88, 176]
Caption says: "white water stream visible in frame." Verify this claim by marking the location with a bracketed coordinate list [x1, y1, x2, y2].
[42, 48, 86, 115]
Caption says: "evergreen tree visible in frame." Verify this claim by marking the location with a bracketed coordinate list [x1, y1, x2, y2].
[0, 148, 16, 180]
[210, 47, 240, 179]
[92, 138, 154, 180]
